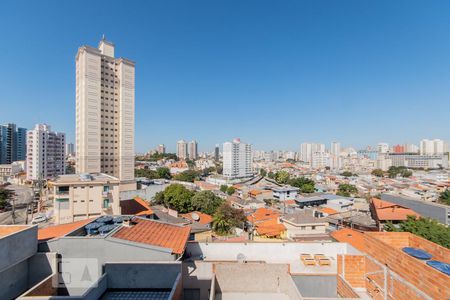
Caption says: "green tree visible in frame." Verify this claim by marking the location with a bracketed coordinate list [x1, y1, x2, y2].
[260, 169, 267, 177]
[156, 167, 171, 179]
[268, 172, 275, 179]
[439, 189, 450, 206]
[220, 185, 228, 193]
[226, 186, 236, 196]
[336, 184, 358, 197]
[158, 184, 195, 213]
[275, 171, 290, 184]
[288, 177, 315, 193]
[387, 166, 412, 178]
[173, 170, 200, 182]
[191, 191, 224, 215]
[0, 188, 13, 209]
[386, 216, 450, 249]
[212, 203, 246, 235]
[341, 171, 354, 177]
[371, 169, 384, 177]
[135, 168, 158, 179]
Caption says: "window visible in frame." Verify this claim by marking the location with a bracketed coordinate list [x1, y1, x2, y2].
[311, 226, 316, 230]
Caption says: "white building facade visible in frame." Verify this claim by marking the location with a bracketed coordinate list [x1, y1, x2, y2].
[26, 124, 65, 180]
[75, 38, 135, 183]
[177, 140, 188, 159]
[223, 138, 253, 179]
[188, 140, 198, 160]
[420, 139, 444, 155]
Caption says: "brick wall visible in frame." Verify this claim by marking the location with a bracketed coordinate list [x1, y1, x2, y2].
[337, 254, 366, 288]
[364, 233, 449, 299]
[408, 234, 450, 263]
[337, 275, 360, 298]
[365, 232, 410, 249]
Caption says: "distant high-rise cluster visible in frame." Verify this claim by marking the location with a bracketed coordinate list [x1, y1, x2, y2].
[214, 144, 220, 162]
[0, 123, 27, 164]
[420, 139, 444, 155]
[188, 140, 198, 160]
[26, 124, 65, 180]
[75, 38, 135, 182]
[176, 140, 198, 160]
[223, 138, 252, 179]
[157, 144, 166, 154]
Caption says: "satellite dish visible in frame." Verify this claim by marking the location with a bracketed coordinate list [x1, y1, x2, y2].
[191, 212, 200, 221]
[236, 253, 246, 263]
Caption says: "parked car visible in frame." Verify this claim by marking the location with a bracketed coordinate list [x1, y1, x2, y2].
[31, 214, 47, 224]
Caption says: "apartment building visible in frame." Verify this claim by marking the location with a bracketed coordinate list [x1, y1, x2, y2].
[75, 38, 135, 184]
[223, 138, 253, 179]
[0, 123, 27, 164]
[214, 144, 220, 161]
[188, 140, 198, 160]
[65, 142, 75, 157]
[300, 142, 325, 163]
[50, 173, 121, 224]
[26, 124, 65, 181]
[157, 144, 166, 154]
[177, 140, 188, 159]
[420, 139, 444, 155]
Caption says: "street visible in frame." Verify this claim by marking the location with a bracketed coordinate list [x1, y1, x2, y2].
[0, 184, 33, 225]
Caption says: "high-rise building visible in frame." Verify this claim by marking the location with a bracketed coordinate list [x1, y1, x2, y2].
[420, 139, 444, 155]
[75, 37, 135, 182]
[214, 144, 220, 161]
[157, 144, 166, 154]
[177, 140, 188, 159]
[223, 138, 252, 179]
[330, 141, 341, 170]
[26, 124, 65, 180]
[0, 123, 27, 164]
[65, 143, 75, 157]
[377, 143, 389, 154]
[404, 143, 419, 153]
[188, 140, 198, 160]
[300, 143, 325, 164]
[392, 144, 405, 153]
[312, 152, 330, 169]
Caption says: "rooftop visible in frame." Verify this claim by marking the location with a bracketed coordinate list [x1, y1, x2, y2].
[281, 210, 328, 225]
[0, 225, 30, 238]
[371, 198, 420, 221]
[112, 218, 190, 255]
[51, 172, 120, 185]
[37, 218, 96, 241]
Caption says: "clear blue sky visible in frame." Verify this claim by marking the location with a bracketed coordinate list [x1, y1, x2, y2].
[1, 0, 450, 152]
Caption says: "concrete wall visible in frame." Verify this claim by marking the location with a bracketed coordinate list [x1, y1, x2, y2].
[381, 193, 449, 225]
[292, 275, 337, 298]
[1, 258, 29, 299]
[186, 241, 359, 263]
[105, 262, 181, 289]
[46, 236, 175, 271]
[28, 253, 57, 288]
[0, 225, 37, 272]
[182, 261, 214, 300]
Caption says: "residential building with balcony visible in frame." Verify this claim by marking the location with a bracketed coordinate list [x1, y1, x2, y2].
[26, 124, 65, 181]
[0, 123, 27, 164]
[50, 173, 121, 224]
[223, 138, 253, 179]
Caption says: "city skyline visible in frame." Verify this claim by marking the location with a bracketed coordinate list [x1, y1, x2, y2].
[1, 1, 450, 152]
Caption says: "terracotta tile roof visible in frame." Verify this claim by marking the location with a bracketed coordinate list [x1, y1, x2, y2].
[112, 218, 190, 255]
[38, 219, 95, 241]
[320, 207, 338, 215]
[181, 211, 213, 225]
[255, 219, 286, 237]
[194, 181, 218, 191]
[284, 200, 296, 205]
[247, 207, 279, 224]
[371, 198, 420, 221]
[134, 197, 154, 216]
[330, 228, 365, 252]
[0, 225, 29, 238]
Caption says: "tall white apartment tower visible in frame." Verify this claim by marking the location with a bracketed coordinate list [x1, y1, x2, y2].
[26, 124, 65, 180]
[188, 140, 198, 160]
[75, 38, 135, 183]
[223, 138, 253, 179]
[330, 141, 341, 170]
[177, 140, 188, 159]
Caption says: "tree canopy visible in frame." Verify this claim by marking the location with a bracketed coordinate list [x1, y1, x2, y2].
[384, 216, 450, 249]
[173, 170, 201, 182]
[0, 188, 13, 209]
[212, 203, 246, 235]
[275, 171, 290, 184]
[155, 184, 195, 213]
[371, 169, 384, 177]
[226, 186, 236, 196]
[135, 167, 172, 180]
[340, 171, 355, 177]
[191, 191, 224, 215]
[387, 166, 412, 178]
[288, 177, 315, 193]
[438, 189, 450, 206]
[336, 184, 358, 197]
